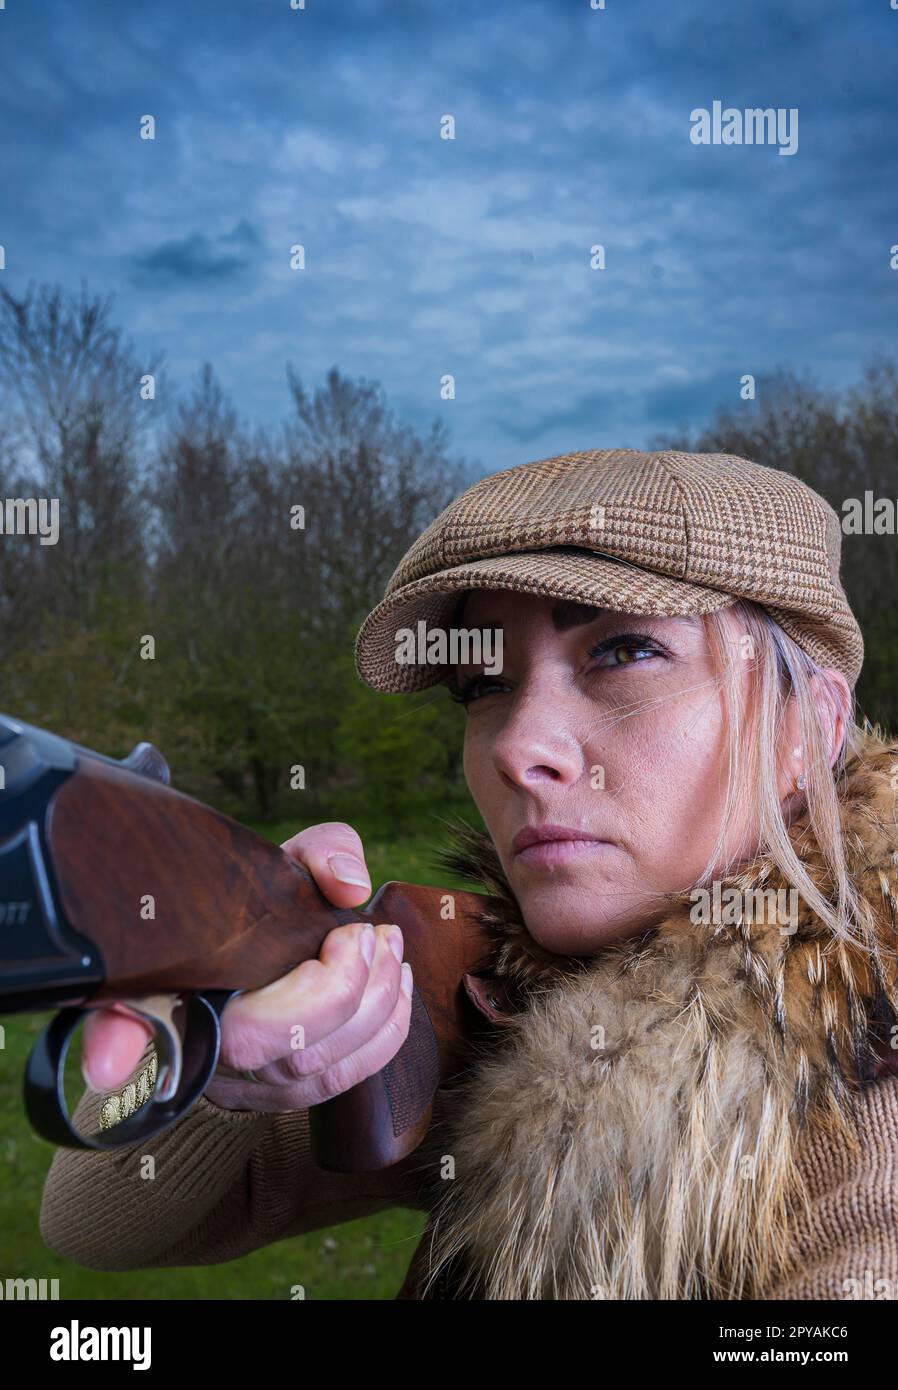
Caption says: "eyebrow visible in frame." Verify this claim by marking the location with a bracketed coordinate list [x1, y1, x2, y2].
[452, 593, 606, 633]
[549, 600, 606, 631]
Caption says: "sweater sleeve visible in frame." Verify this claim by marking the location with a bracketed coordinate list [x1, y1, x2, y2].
[764, 1076, 898, 1300]
[39, 1042, 430, 1272]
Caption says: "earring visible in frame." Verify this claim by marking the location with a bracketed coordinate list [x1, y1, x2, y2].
[793, 746, 805, 790]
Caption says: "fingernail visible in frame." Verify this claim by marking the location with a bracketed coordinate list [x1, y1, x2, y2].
[327, 853, 371, 888]
[388, 927, 404, 963]
[400, 962, 414, 998]
[360, 924, 376, 966]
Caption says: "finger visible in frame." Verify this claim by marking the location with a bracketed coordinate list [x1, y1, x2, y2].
[280, 822, 372, 908]
[204, 961, 414, 1114]
[260, 923, 405, 1084]
[81, 1006, 156, 1092]
[303, 960, 414, 1106]
[219, 920, 378, 1071]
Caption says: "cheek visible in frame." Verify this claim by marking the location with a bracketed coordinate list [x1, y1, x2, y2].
[587, 686, 730, 836]
[462, 724, 490, 808]
[462, 716, 516, 838]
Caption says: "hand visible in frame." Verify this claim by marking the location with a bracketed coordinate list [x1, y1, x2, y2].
[80, 822, 413, 1113]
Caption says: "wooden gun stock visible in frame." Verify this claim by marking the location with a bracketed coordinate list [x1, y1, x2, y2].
[0, 716, 500, 1169]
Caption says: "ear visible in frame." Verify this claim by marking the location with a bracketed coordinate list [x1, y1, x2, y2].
[778, 667, 850, 801]
[778, 694, 804, 801]
[815, 667, 851, 767]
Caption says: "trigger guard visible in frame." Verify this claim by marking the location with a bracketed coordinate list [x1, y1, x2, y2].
[24, 990, 239, 1150]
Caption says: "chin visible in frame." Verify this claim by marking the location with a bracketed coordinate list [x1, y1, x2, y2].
[526, 916, 634, 955]
[517, 884, 638, 956]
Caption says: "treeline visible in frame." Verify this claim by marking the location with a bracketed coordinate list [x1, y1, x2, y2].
[1, 281, 896, 829]
[0, 281, 474, 826]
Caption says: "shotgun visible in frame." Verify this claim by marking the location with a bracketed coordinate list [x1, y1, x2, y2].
[0, 714, 504, 1171]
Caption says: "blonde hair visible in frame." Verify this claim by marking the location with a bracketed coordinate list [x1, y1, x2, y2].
[698, 599, 866, 944]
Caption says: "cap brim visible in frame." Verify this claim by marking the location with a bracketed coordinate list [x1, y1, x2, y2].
[354, 548, 735, 693]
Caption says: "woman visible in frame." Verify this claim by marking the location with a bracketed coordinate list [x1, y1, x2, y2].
[40, 447, 898, 1300]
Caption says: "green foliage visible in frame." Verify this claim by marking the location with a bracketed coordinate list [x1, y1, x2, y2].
[331, 649, 468, 830]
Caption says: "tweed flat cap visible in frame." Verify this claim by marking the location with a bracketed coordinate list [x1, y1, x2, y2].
[354, 448, 864, 693]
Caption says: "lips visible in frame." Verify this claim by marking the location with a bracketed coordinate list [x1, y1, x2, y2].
[511, 824, 607, 856]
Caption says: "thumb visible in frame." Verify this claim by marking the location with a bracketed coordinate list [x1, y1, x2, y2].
[81, 1006, 155, 1092]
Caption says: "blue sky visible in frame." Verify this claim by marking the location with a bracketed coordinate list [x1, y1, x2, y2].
[1, 0, 896, 477]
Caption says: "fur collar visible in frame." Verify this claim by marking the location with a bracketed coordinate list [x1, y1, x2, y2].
[416, 726, 898, 1300]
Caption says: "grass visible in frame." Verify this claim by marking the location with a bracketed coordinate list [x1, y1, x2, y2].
[0, 810, 485, 1300]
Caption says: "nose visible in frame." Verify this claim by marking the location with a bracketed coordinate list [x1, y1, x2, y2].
[490, 683, 583, 790]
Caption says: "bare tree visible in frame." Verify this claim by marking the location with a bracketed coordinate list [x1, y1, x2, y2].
[283, 365, 472, 635]
[0, 280, 159, 628]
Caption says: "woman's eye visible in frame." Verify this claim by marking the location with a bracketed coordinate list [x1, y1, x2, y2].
[449, 633, 666, 704]
[449, 676, 504, 706]
[588, 636, 663, 668]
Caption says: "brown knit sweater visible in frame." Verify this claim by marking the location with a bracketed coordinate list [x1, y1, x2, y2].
[38, 1042, 898, 1296]
[40, 1042, 429, 1272]
[765, 1075, 898, 1300]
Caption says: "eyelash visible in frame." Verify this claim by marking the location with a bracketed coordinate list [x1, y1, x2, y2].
[448, 632, 669, 705]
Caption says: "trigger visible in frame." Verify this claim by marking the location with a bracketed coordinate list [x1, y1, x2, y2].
[113, 993, 184, 1102]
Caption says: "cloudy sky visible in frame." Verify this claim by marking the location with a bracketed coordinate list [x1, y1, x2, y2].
[1, 0, 895, 476]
